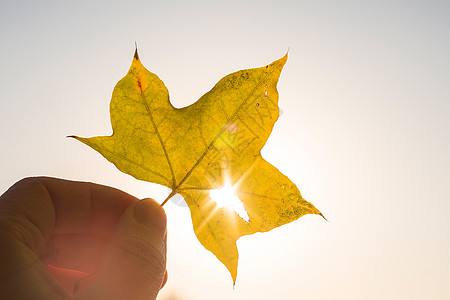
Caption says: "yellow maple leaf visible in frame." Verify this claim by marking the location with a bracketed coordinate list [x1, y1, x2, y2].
[71, 50, 323, 284]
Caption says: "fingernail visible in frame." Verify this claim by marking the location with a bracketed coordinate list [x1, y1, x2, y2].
[133, 198, 167, 237]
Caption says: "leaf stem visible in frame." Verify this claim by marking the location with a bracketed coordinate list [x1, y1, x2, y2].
[161, 190, 177, 207]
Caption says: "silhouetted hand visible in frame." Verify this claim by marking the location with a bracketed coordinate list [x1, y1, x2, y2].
[0, 177, 167, 300]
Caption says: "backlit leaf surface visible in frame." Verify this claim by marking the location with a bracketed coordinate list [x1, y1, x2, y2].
[72, 51, 323, 283]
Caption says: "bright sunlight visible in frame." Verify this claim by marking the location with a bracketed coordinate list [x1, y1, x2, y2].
[210, 181, 250, 222]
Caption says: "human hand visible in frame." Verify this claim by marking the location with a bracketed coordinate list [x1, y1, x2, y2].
[0, 177, 167, 300]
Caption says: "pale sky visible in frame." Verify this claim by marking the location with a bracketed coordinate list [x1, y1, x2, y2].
[1, 1, 449, 299]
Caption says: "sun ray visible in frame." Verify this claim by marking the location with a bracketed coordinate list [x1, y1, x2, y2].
[209, 180, 250, 222]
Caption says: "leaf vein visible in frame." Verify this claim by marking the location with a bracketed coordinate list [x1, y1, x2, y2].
[140, 93, 177, 188]
[174, 70, 277, 191]
[94, 142, 171, 184]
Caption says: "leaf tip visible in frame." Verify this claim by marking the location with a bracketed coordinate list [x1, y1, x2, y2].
[134, 42, 140, 61]
[269, 51, 288, 70]
[231, 273, 237, 287]
[319, 212, 328, 222]
[67, 135, 85, 143]
[284, 47, 290, 64]
[281, 50, 288, 65]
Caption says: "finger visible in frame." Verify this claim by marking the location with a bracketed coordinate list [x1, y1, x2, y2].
[45, 233, 108, 273]
[160, 270, 168, 290]
[160, 230, 168, 290]
[77, 198, 167, 300]
[0, 177, 138, 298]
[0, 236, 69, 299]
[39, 177, 137, 236]
[45, 204, 168, 274]
[0, 177, 137, 262]
[0, 177, 68, 299]
[46, 264, 93, 295]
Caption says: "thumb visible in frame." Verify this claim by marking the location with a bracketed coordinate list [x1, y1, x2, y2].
[77, 198, 167, 300]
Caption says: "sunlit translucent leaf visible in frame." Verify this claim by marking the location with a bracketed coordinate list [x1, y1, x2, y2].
[72, 50, 323, 284]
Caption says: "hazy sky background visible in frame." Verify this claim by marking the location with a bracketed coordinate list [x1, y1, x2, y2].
[1, 0, 449, 299]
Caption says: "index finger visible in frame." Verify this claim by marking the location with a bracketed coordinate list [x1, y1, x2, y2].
[0, 177, 138, 253]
